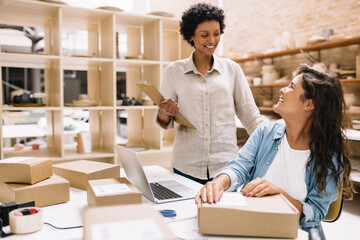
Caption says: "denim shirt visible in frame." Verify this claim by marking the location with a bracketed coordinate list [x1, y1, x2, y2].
[216, 121, 339, 233]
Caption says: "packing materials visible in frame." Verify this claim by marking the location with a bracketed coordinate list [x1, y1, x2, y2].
[87, 178, 142, 207]
[0, 175, 70, 207]
[9, 207, 43, 234]
[83, 204, 177, 240]
[53, 160, 120, 190]
[197, 193, 300, 238]
[0, 157, 52, 184]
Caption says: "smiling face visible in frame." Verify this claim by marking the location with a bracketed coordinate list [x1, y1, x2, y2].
[191, 20, 221, 56]
[274, 74, 313, 118]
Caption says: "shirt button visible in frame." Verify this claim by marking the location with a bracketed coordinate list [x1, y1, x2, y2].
[206, 123, 208, 127]
[203, 79, 206, 83]
[205, 153, 208, 157]
[205, 91, 208, 95]
[266, 162, 269, 165]
[205, 138, 208, 142]
[205, 108, 208, 111]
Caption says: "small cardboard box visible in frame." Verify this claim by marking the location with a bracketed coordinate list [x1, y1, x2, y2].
[83, 204, 177, 240]
[87, 178, 142, 207]
[198, 193, 300, 238]
[0, 157, 53, 184]
[53, 160, 120, 190]
[0, 174, 70, 207]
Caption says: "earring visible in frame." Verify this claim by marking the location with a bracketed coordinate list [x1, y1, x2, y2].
[304, 107, 307, 110]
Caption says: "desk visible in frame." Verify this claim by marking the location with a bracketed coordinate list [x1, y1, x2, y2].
[2, 166, 308, 240]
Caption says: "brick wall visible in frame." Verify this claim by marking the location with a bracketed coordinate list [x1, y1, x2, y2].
[222, 0, 360, 77]
[150, 0, 360, 75]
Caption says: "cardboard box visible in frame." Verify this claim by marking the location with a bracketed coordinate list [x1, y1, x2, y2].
[53, 160, 120, 190]
[0, 174, 69, 207]
[0, 157, 53, 184]
[198, 193, 299, 238]
[87, 178, 142, 207]
[83, 204, 177, 240]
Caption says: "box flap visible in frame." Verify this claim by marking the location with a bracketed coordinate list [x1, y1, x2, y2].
[54, 160, 119, 174]
[83, 204, 177, 240]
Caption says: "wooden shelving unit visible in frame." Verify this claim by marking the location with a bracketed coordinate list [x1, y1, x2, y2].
[0, 0, 192, 165]
[233, 36, 360, 63]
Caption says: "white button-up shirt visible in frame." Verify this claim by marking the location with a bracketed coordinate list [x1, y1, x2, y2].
[157, 53, 263, 179]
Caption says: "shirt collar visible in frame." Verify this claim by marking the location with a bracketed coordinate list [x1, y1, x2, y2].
[274, 121, 286, 140]
[184, 51, 222, 75]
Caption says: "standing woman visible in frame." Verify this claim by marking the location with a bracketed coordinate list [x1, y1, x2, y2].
[156, 3, 263, 184]
[196, 64, 354, 235]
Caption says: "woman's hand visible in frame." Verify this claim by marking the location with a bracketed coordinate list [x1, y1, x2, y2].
[158, 98, 179, 125]
[241, 177, 281, 197]
[195, 174, 230, 204]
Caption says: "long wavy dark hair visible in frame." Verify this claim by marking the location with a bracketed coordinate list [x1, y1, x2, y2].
[294, 64, 353, 199]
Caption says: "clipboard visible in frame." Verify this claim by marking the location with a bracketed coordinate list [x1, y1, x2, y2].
[136, 83, 196, 130]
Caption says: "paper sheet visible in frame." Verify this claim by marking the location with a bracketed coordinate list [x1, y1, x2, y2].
[217, 192, 247, 206]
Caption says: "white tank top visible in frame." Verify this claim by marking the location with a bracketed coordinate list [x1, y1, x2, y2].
[263, 134, 310, 202]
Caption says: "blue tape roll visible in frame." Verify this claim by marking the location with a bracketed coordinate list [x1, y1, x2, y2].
[159, 209, 176, 218]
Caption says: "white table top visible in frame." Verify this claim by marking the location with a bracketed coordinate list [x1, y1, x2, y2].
[2, 165, 308, 240]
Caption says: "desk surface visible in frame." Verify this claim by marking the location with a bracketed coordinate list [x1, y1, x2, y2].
[3, 166, 308, 240]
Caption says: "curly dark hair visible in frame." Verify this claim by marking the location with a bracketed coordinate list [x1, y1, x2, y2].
[293, 64, 354, 199]
[180, 3, 225, 47]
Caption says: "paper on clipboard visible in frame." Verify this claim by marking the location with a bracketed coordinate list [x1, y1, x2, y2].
[136, 83, 196, 130]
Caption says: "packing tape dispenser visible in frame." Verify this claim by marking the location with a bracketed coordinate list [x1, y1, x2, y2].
[9, 207, 43, 234]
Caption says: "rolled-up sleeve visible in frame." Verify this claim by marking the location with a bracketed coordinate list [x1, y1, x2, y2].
[299, 164, 339, 230]
[232, 62, 263, 135]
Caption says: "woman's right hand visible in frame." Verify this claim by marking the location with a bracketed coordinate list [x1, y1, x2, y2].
[158, 98, 179, 124]
[195, 174, 230, 204]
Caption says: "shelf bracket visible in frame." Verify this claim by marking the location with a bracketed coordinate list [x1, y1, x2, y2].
[254, 57, 266, 66]
[255, 57, 275, 66]
[300, 49, 321, 63]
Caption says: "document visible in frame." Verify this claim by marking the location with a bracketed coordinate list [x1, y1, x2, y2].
[136, 83, 196, 130]
[217, 192, 247, 206]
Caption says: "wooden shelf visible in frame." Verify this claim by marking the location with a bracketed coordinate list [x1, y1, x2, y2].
[63, 106, 115, 110]
[62, 56, 113, 70]
[0, 52, 60, 68]
[258, 106, 275, 112]
[3, 147, 60, 159]
[0, 0, 187, 163]
[116, 59, 161, 67]
[340, 78, 360, 84]
[62, 148, 115, 161]
[116, 106, 157, 110]
[2, 106, 61, 111]
[250, 83, 288, 88]
[233, 36, 360, 63]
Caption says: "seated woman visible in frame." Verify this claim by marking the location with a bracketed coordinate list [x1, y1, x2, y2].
[195, 64, 354, 235]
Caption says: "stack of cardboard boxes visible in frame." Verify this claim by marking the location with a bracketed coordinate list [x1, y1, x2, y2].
[52, 159, 177, 239]
[0, 157, 69, 207]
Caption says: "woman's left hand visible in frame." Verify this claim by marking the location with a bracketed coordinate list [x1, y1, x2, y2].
[241, 177, 281, 197]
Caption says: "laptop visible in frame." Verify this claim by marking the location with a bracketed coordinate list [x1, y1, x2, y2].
[115, 145, 197, 204]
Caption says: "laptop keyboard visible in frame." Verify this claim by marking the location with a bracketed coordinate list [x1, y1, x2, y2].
[150, 182, 182, 200]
